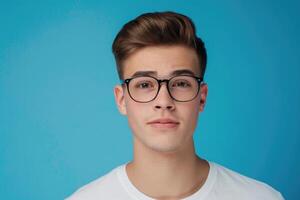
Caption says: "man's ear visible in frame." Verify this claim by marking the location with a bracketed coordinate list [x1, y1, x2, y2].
[199, 83, 208, 112]
[114, 85, 127, 115]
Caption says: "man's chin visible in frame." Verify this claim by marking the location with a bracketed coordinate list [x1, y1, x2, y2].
[133, 132, 186, 154]
[145, 141, 183, 154]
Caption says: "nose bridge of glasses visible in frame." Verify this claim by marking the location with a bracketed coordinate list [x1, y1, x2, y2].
[156, 79, 173, 98]
[157, 79, 169, 87]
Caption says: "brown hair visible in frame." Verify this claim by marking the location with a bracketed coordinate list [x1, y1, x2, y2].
[112, 11, 207, 80]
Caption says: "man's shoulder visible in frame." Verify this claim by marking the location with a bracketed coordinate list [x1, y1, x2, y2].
[65, 165, 123, 200]
[211, 162, 284, 200]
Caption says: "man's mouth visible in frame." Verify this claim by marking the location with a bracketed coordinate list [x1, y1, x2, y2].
[147, 118, 180, 129]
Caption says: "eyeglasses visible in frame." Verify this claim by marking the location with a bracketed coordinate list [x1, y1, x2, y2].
[121, 75, 204, 103]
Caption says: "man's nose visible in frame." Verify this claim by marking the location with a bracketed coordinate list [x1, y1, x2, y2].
[154, 83, 175, 110]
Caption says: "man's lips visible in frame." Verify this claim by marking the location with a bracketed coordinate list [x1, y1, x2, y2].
[147, 118, 180, 129]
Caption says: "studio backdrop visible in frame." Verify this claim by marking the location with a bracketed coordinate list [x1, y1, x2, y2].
[0, 1, 299, 199]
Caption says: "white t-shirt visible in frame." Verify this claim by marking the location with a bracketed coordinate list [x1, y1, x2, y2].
[66, 161, 284, 200]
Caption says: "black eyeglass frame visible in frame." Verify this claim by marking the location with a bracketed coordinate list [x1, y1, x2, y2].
[121, 75, 204, 103]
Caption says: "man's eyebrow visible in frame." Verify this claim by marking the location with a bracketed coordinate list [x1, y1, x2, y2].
[170, 69, 196, 76]
[131, 71, 157, 77]
[130, 69, 196, 78]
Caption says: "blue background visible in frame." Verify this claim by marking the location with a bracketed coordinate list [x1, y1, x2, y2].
[1, 0, 299, 199]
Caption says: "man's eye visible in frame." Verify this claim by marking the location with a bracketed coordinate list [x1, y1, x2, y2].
[136, 82, 153, 89]
[173, 81, 191, 88]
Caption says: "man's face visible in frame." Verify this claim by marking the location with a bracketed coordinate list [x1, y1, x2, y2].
[114, 45, 208, 153]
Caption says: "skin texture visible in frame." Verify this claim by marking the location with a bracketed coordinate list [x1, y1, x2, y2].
[114, 45, 209, 199]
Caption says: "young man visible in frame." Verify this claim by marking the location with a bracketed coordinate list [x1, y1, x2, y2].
[66, 11, 284, 200]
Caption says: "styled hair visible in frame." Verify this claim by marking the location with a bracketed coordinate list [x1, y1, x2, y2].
[112, 11, 207, 80]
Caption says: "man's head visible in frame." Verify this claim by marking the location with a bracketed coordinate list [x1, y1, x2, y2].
[112, 11, 208, 154]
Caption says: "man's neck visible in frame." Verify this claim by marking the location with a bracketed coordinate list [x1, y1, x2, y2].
[126, 138, 210, 200]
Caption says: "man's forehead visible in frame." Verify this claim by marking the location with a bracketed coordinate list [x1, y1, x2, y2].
[122, 45, 201, 78]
